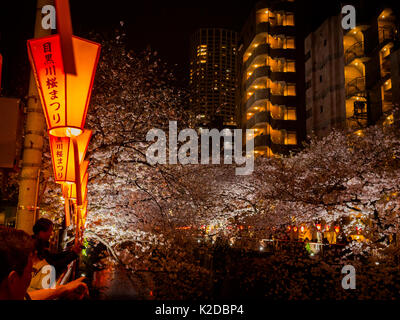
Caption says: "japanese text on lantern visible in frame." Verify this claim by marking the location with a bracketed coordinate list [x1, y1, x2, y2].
[43, 42, 60, 124]
[28, 36, 66, 129]
[50, 136, 69, 182]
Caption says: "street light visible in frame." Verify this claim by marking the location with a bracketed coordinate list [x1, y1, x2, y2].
[27, 34, 100, 137]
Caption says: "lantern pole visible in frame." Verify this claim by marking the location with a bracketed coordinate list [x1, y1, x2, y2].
[16, 0, 54, 234]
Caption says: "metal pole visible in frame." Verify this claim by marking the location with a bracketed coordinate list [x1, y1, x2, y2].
[16, 0, 54, 233]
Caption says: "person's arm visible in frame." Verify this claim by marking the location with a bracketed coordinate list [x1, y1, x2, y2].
[28, 277, 88, 300]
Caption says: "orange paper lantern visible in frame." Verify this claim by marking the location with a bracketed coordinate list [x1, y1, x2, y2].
[70, 170, 88, 203]
[49, 130, 91, 184]
[27, 34, 100, 137]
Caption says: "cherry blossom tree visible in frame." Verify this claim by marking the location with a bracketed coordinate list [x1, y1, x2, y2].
[31, 28, 400, 299]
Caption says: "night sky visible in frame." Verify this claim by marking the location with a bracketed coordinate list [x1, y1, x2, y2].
[1, 0, 399, 96]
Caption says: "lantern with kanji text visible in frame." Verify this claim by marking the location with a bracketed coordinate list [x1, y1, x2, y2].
[27, 34, 100, 137]
[49, 129, 92, 184]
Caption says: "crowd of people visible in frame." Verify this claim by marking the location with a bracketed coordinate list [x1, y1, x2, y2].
[0, 219, 89, 300]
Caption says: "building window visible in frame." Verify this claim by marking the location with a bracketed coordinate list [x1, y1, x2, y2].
[320, 105, 323, 113]
[285, 37, 296, 49]
[285, 132, 297, 145]
[306, 80, 311, 90]
[320, 75, 323, 83]
[323, 39, 327, 46]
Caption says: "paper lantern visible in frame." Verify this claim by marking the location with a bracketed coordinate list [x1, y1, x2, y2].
[70, 170, 88, 203]
[49, 130, 91, 184]
[316, 224, 321, 231]
[27, 34, 100, 137]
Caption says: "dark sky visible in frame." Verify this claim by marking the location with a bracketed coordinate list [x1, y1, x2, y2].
[1, 0, 399, 96]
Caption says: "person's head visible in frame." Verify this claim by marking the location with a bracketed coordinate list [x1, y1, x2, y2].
[0, 227, 35, 300]
[33, 218, 54, 242]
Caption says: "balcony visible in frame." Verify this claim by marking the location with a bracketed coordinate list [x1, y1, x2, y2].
[381, 55, 391, 77]
[344, 41, 366, 65]
[270, 94, 297, 106]
[270, 70, 296, 83]
[269, 47, 296, 59]
[245, 43, 296, 70]
[246, 110, 297, 131]
[253, 134, 294, 156]
[246, 111, 269, 129]
[245, 44, 269, 69]
[269, 24, 295, 36]
[255, 21, 295, 36]
[379, 26, 396, 44]
[246, 66, 270, 88]
[346, 77, 366, 99]
[256, 22, 268, 34]
[246, 66, 296, 89]
[246, 89, 269, 110]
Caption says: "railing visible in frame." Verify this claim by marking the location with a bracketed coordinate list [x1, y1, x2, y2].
[246, 66, 270, 89]
[346, 77, 366, 98]
[353, 100, 368, 119]
[246, 66, 296, 90]
[253, 134, 295, 155]
[379, 26, 396, 44]
[381, 56, 391, 76]
[245, 44, 269, 69]
[245, 43, 296, 69]
[344, 41, 364, 65]
[246, 89, 269, 110]
[246, 110, 297, 131]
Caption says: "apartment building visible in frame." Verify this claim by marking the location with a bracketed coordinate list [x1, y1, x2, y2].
[189, 28, 238, 128]
[236, 0, 306, 157]
[305, 6, 399, 137]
